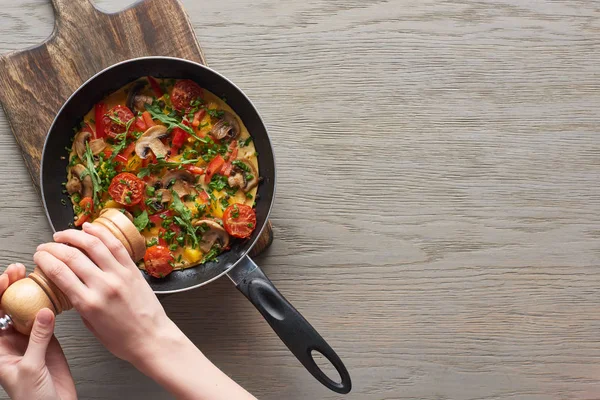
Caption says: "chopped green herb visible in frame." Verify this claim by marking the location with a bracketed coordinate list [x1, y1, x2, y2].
[207, 109, 225, 118]
[232, 160, 251, 172]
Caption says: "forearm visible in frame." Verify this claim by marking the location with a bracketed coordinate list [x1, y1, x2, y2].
[132, 320, 255, 400]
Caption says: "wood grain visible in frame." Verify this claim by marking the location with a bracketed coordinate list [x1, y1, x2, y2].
[0, 0, 272, 257]
[1, 0, 600, 399]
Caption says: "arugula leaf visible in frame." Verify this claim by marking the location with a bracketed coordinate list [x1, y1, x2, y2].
[133, 210, 149, 231]
[82, 143, 103, 206]
[144, 103, 204, 141]
[171, 192, 198, 247]
[137, 157, 200, 179]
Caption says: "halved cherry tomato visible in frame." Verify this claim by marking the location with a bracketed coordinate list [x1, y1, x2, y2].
[75, 197, 94, 227]
[147, 76, 163, 97]
[95, 103, 107, 139]
[171, 80, 203, 111]
[204, 155, 225, 184]
[192, 109, 206, 128]
[144, 245, 174, 278]
[185, 165, 205, 175]
[108, 172, 145, 206]
[102, 105, 135, 139]
[223, 204, 257, 239]
[142, 111, 155, 128]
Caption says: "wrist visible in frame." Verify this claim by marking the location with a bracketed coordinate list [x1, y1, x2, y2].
[128, 318, 255, 400]
[129, 317, 193, 373]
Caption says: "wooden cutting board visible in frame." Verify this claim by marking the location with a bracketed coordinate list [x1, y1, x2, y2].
[0, 0, 272, 256]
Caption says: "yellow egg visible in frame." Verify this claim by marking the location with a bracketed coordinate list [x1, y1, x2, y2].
[104, 200, 121, 209]
[148, 226, 160, 236]
[183, 248, 203, 263]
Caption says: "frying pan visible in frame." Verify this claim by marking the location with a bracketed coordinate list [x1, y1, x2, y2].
[40, 57, 351, 394]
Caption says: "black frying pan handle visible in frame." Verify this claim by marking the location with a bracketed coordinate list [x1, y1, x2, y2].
[228, 256, 352, 394]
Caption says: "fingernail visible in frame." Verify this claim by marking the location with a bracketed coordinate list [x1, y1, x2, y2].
[37, 309, 53, 326]
[82, 222, 92, 229]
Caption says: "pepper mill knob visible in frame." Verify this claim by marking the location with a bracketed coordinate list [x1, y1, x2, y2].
[0, 209, 146, 335]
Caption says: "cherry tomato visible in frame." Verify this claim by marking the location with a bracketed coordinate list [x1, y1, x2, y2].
[144, 245, 174, 278]
[204, 154, 225, 184]
[74, 197, 94, 227]
[102, 105, 135, 139]
[108, 172, 145, 206]
[171, 80, 203, 111]
[223, 204, 257, 239]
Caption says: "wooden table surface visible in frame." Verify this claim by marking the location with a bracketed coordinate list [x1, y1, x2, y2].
[1, 0, 600, 399]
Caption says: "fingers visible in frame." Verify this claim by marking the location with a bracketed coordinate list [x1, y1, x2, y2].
[82, 223, 138, 272]
[36, 242, 102, 284]
[0, 263, 27, 296]
[6, 263, 26, 283]
[52, 228, 122, 273]
[33, 251, 88, 302]
[23, 308, 54, 365]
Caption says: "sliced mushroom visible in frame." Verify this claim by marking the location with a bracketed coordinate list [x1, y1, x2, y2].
[161, 169, 195, 187]
[126, 81, 154, 112]
[210, 111, 241, 141]
[73, 131, 106, 160]
[89, 138, 106, 154]
[193, 219, 230, 253]
[68, 164, 93, 198]
[156, 189, 173, 203]
[135, 126, 169, 159]
[73, 130, 92, 160]
[227, 161, 258, 193]
[161, 169, 197, 198]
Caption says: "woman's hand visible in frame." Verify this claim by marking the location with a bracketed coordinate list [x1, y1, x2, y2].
[35, 223, 173, 365]
[34, 223, 256, 400]
[0, 264, 76, 400]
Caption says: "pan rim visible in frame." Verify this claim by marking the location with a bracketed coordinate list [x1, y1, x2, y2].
[40, 56, 277, 294]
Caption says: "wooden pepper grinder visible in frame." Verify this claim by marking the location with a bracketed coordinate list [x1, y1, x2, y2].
[0, 209, 146, 335]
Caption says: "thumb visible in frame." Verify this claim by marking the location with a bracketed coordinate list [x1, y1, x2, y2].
[23, 308, 55, 364]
